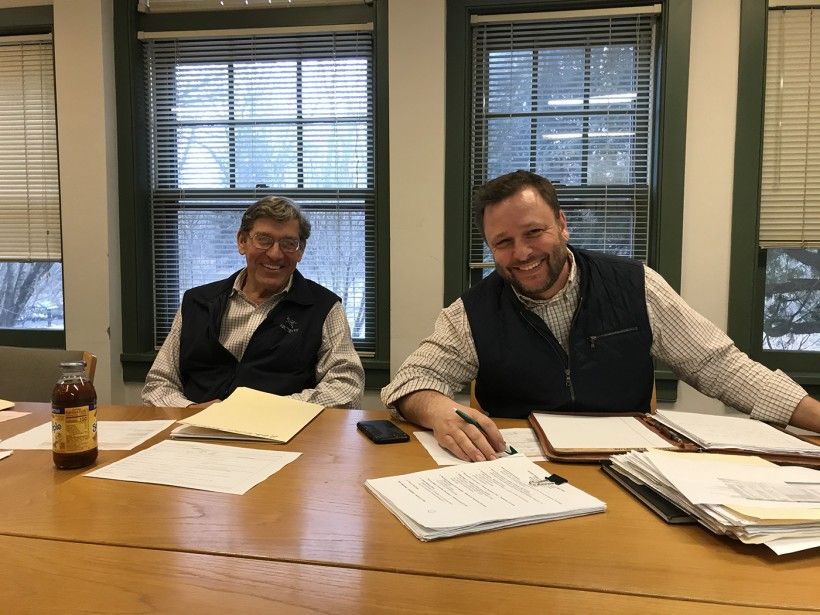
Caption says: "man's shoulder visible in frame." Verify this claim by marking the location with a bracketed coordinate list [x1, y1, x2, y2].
[461, 271, 507, 310]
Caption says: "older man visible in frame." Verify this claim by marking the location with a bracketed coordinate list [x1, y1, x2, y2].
[143, 196, 364, 409]
[382, 170, 820, 461]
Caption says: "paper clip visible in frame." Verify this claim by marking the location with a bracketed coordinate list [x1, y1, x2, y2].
[529, 473, 568, 487]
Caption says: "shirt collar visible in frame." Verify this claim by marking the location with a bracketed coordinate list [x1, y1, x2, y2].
[512, 247, 577, 308]
[232, 268, 293, 305]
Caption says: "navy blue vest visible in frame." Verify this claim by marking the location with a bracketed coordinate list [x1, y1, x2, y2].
[463, 247, 654, 418]
[179, 269, 340, 403]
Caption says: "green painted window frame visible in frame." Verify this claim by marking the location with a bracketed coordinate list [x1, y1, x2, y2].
[113, 2, 390, 389]
[729, 0, 819, 395]
[0, 5, 64, 350]
[443, 0, 692, 402]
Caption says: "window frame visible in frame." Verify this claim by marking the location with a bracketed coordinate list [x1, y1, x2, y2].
[729, 0, 819, 394]
[443, 0, 693, 402]
[0, 5, 64, 350]
[114, 2, 390, 388]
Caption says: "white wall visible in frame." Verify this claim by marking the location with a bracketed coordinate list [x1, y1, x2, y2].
[659, 0, 741, 415]
[5, 0, 746, 412]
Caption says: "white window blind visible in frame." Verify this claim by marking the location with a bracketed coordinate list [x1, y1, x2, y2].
[0, 35, 60, 261]
[761, 7, 820, 248]
[143, 28, 376, 352]
[469, 10, 657, 270]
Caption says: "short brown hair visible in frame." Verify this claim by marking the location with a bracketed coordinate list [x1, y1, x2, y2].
[239, 196, 311, 242]
[473, 170, 560, 237]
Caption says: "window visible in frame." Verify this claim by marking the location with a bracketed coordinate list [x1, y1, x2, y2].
[759, 8, 819, 353]
[467, 9, 656, 282]
[143, 30, 376, 351]
[116, 3, 389, 384]
[0, 31, 63, 344]
[730, 2, 819, 389]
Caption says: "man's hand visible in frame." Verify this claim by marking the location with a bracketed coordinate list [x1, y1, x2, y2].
[187, 399, 220, 410]
[789, 395, 820, 434]
[396, 390, 507, 462]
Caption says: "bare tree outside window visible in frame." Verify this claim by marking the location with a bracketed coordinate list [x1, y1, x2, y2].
[763, 249, 819, 352]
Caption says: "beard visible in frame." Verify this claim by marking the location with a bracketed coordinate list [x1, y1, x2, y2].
[497, 241, 569, 300]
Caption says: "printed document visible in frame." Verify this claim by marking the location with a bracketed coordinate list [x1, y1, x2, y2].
[0, 420, 175, 450]
[179, 387, 323, 443]
[414, 428, 547, 465]
[85, 439, 300, 495]
[365, 456, 605, 541]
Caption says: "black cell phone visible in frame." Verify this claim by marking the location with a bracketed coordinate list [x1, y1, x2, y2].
[357, 419, 410, 444]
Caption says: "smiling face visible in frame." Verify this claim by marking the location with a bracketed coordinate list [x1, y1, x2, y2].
[237, 216, 304, 301]
[483, 186, 570, 300]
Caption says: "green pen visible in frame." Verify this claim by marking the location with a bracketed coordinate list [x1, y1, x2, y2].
[454, 408, 518, 455]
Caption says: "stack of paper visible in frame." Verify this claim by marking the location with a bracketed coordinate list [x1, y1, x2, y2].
[173, 387, 324, 443]
[654, 410, 820, 458]
[365, 456, 605, 541]
[609, 449, 820, 555]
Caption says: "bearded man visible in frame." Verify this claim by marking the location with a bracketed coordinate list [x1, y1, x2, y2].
[381, 170, 820, 462]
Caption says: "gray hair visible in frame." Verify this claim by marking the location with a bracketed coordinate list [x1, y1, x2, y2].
[239, 196, 312, 242]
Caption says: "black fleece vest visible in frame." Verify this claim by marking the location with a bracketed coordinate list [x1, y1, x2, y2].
[179, 269, 340, 403]
[463, 247, 654, 418]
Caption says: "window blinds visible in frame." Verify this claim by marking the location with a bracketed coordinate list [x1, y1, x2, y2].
[143, 28, 376, 351]
[761, 8, 820, 248]
[0, 35, 60, 261]
[469, 9, 657, 269]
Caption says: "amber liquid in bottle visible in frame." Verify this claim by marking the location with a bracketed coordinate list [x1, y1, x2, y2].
[52, 361, 98, 469]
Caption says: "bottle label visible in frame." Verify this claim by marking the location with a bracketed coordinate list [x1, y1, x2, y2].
[52, 404, 97, 454]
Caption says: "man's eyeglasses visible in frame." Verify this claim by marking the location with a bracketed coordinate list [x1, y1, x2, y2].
[248, 233, 303, 253]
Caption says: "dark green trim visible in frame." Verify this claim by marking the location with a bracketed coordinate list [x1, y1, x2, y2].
[443, 0, 691, 396]
[0, 329, 65, 349]
[116, 1, 389, 383]
[651, 0, 691, 292]
[137, 5, 372, 32]
[728, 0, 767, 357]
[373, 0, 391, 374]
[729, 0, 819, 385]
[0, 6, 52, 35]
[655, 371, 679, 403]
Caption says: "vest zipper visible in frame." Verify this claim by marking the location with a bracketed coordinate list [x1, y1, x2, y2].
[588, 326, 638, 350]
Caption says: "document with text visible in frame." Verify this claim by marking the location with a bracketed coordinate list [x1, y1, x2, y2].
[0, 420, 175, 450]
[85, 439, 300, 495]
[365, 456, 605, 541]
[414, 428, 547, 465]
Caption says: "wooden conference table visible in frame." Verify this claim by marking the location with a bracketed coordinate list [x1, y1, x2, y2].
[0, 403, 818, 614]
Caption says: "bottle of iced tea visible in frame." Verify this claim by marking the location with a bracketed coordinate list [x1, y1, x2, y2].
[52, 360, 98, 469]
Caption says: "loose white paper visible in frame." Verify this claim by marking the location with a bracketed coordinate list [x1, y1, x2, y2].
[0, 420, 175, 450]
[414, 428, 547, 465]
[0, 399, 14, 410]
[0, 450, 12, 461]
[0, 410, 28, 423]
[85, 439, 300, 495]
